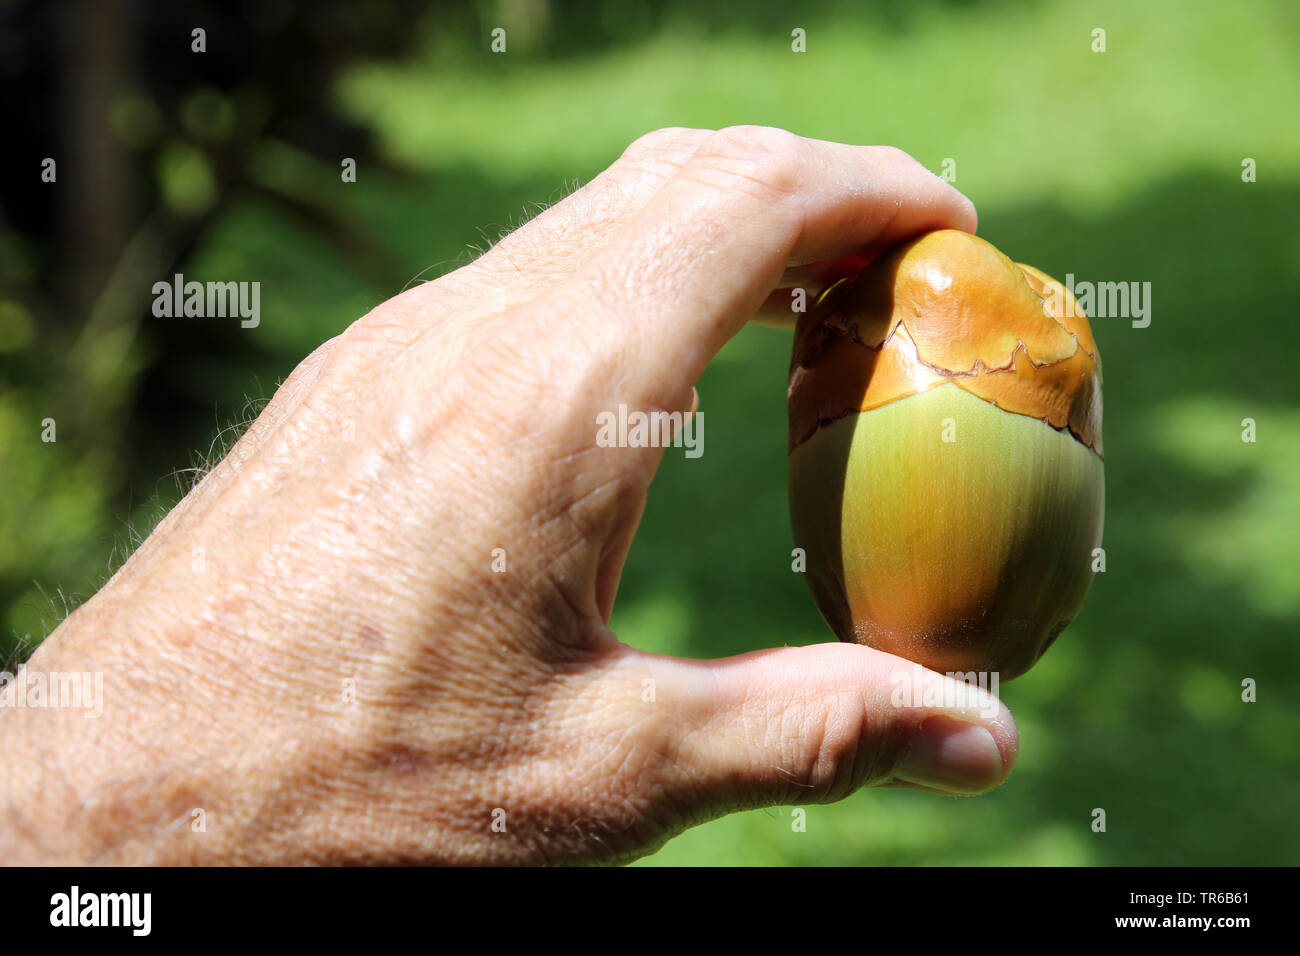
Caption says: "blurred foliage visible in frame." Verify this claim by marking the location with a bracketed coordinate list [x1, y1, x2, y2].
[1, 0, 1298, 863]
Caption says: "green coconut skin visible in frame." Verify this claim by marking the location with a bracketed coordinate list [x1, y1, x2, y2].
[789, 383, 1105, 681]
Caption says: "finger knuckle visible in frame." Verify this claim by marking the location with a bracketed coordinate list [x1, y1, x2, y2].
[798, 692, 903, 804]
[872, 143, 924, 171]
[281, 333, 344, 394]
[689, 125, 805, 199]
[622, 126, 700, 161]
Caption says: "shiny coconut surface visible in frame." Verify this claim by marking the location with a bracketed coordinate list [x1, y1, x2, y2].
[788, 230, 1105, 680]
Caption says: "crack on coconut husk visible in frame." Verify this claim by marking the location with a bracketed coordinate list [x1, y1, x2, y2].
[1016, 263, 1102, 368]
[789, 299, 1103, 458]
[788, 235, 1104, 459]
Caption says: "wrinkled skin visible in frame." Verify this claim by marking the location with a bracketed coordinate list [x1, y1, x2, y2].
[1, 127, 1017, 865]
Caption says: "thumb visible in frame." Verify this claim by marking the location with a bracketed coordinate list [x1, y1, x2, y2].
[650, 643, 1018, 810]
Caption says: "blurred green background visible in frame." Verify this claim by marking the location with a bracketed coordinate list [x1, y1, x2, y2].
[2, 0, 1298, 864]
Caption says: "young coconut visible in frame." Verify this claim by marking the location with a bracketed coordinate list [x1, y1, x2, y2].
[787, 230, 1104, 681]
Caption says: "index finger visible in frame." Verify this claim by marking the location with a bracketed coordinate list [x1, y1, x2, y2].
[537, 126, 977, 414]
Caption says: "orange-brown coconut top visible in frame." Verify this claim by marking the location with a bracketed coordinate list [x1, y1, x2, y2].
[788, 229, 1103, 456]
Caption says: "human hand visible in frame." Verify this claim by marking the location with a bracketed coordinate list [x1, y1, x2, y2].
[2, 126, 1016, 865]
